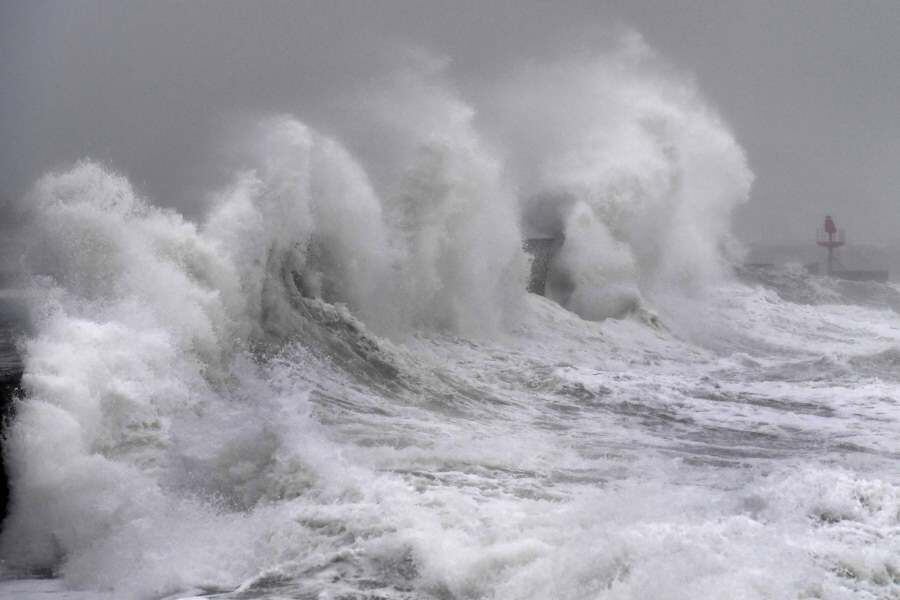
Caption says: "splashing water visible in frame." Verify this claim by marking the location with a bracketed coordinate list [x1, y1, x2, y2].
[1, 40, 898, 600]
[488, 37, 752, 318]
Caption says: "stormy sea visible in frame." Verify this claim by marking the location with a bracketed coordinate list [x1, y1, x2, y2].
[1, 46, 898, 600]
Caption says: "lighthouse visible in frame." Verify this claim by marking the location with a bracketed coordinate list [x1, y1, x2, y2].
[816, 215, 844, 276]
[812, 216, 890, 282]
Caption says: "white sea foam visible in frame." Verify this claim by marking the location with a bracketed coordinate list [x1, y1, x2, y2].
[486, 36, 752, 319]
[2, 38, 898, 600]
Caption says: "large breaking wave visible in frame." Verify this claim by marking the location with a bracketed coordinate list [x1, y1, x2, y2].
[2, 38, 899, 600]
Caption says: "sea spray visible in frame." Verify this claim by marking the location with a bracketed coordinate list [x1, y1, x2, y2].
[1, 158, 406, 597]
[549, 202, 641, 320]
[360, 54, 529, 335]
[0, 99, 532, 594]
[205, 116, 399, 335]
[4, 37, 898, 600]
[1, 163, 259, 590]
[486, 35, 753, 319]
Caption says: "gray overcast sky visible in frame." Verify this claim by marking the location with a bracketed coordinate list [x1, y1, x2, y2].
[2, 0, 898, 245]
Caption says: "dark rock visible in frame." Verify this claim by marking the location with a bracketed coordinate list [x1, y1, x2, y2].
[0, 292, 27, 532]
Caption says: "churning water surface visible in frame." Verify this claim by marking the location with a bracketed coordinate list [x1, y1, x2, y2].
[1, 42, 898, 600]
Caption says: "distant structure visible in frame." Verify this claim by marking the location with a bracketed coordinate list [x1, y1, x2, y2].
[816, 215, 845, 276]
[812, 216, 889, 282]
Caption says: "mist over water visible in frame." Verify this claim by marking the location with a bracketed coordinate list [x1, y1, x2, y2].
[2, 37, 899, 600]
[482, 40, 753, 319]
